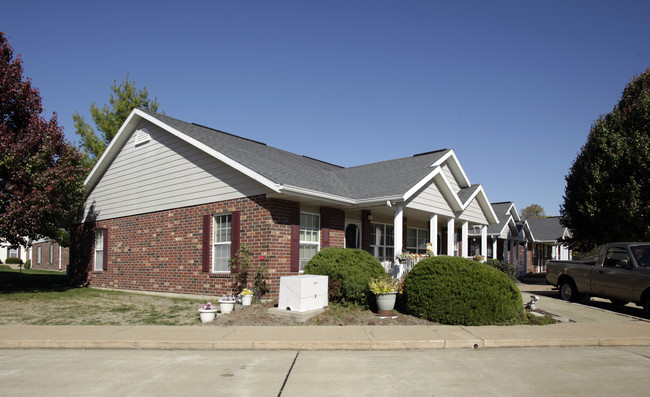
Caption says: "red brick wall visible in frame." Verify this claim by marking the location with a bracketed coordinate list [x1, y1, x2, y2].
[31, 241, 69, 271]
[70, 195, 346, 298]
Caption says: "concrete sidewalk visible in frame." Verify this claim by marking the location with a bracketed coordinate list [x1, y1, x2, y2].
[1, 284, 649, 351]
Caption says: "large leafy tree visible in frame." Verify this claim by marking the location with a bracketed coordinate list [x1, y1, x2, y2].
[0, 32, 87, 247]
[74, 74, 159, 166]
[521, 204, 546, 220]
[561, 68, 650, 250]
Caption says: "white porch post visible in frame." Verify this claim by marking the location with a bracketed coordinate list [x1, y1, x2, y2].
[447, 218, 455, 256]
[393, 205, 403, 258]
[429, 214, 438, 256]
[492, 238, 498, 259]
[461, 221, 468, 258]
[481, 226, 488, 261]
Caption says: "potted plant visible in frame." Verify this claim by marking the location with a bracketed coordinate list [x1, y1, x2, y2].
[240, 288, 254, 306]
[198, 302, 218, 323]
[219, 295, 236, 314]
[368, 277, 399, 316]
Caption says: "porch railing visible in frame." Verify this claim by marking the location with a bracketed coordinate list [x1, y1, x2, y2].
[384, 254, 429, 278]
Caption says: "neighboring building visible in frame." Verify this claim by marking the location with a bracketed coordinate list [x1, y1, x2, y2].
[469, 201, 533, 276]
[30, 239, 69, 271]
[0, 241, 29, 265]
[70, 109, 498, 297]
[526, 216, 572, 273]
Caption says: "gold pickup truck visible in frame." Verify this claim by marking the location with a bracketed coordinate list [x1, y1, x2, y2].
[546, 242, 650, 317]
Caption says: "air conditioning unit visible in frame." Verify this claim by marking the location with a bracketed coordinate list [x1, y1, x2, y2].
[278, 275, 328, 312]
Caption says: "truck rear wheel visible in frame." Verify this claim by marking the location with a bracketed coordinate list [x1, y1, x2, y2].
[643, 295, 650, 318]
[559, 280, 579, 302]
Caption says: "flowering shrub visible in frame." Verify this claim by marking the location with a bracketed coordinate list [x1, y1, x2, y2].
[220, 295, 236, 302]
[201, 302, 217, 310]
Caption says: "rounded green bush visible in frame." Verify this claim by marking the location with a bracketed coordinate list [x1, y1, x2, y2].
[485, 258, 517, 281]
[403, 256, 524, 325]
[304, 247, 387, 307]
[5, 257, 23, 265]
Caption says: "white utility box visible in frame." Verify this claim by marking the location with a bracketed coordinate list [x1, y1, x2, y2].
[278, 275, 328, 312]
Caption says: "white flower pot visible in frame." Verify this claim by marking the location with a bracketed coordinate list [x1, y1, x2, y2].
[241, 294, 253, 306]
[376, 292, 397, 313]
[198, 309, 217, 323]
[219, 300, 235, 314]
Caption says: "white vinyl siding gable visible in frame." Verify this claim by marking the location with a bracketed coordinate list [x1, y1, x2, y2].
[458, 198, 489, 224]
[406, 179, 455, 217]
[441, 163, 461, 193]
[83, 122, 267, 221]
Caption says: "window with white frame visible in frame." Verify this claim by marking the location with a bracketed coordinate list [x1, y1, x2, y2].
[9, 247, 19, 258]
[370, 223, 394, 261]
[49, 243, 54, 263]
[94, 230, 104, 271]
[37, 246, 42, 264]
[212, 214, 232, 272]
[407, 227, 429, 254]
[300, 213, 320, 271]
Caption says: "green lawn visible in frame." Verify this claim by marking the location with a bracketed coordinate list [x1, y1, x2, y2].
[0, 267, 207, 326]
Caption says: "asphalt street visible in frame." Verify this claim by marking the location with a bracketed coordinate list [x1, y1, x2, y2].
[2, 346, 650, 396]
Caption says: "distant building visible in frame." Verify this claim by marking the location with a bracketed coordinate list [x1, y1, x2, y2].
[31, 239, 69, 271]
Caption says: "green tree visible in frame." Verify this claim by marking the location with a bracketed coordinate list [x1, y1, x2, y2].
[561, 68, 650, 250]
[0, 32, 87, 247]
[74, 74, 159, 165]
[521, 204, 546, 220]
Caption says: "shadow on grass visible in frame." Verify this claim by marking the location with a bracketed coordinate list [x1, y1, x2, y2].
[0, 268, 73, 294]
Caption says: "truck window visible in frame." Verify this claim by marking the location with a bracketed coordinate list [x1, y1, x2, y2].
[603, 247, 630, 268]
[631, 245, 650, 267]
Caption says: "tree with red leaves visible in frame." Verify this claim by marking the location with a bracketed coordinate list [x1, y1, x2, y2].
[0, 32, 87, 247]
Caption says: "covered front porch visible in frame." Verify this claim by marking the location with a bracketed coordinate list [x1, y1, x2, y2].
[345, 203, 493, 278]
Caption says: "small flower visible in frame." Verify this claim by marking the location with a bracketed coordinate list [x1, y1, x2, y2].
[201, 301, 217, 310]
[259, 256, 265, 261]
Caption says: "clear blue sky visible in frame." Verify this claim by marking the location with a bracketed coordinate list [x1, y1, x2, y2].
[3, 1, 649, 216]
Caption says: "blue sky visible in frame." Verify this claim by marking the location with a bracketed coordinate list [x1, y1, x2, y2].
[3, 1, 649, 215]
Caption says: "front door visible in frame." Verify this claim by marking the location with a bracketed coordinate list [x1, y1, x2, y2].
[345, 222, 361, 249]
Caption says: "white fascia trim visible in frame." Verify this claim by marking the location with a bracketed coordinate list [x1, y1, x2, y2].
[458, 185, 499, 225]
[138, 111, 282, 193]
[507, 202, 522, 222]
[431, 149, 471, 188]
[474, 186, 499, 224]
[432, 172, 464, 211]
[84, 110, 141, 186]
[403, 166, 442, 201]
[86, 109, 282, 194]
[279, 185, 356, 205]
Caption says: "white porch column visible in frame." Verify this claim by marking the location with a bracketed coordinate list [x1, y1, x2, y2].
[481, 226, 488, 261]
[447, 218, 455, 256]
[461, 221, 468, 258]
[393, 205, 404, 258]
[429, 214, 438, 256]
[492, 238, 498, 259]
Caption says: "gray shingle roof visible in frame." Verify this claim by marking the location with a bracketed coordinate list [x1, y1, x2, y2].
[486, 202, 515, 234]
[527, 217, 568, 242]
[141, 110, 451, 200]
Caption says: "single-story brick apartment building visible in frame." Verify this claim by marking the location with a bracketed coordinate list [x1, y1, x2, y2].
[70, 109, 498, 298]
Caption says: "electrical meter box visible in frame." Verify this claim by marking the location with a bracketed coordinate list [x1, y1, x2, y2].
[278, 275, 328, 312]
